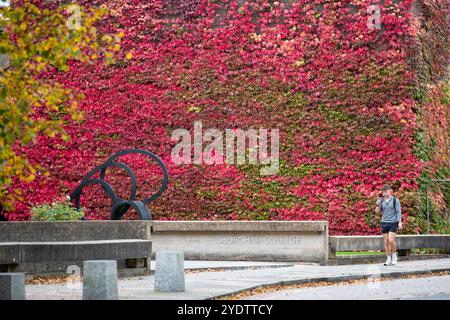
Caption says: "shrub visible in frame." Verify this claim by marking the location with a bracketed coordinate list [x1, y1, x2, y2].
[30, 200, 84, 221]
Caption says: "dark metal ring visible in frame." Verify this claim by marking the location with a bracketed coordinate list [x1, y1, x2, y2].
[102, 149, 169, 204]
[69, 149, 168, 220]
[71, 178, 118, 211]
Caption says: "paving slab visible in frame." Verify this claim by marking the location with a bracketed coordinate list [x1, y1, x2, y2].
[25, 258, 450, 300]
[180, 261, 296, 271]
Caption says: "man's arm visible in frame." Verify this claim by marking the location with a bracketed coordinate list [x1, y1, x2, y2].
[396, 199, 403, 229]
[375, 198, 381, 214]
[396, 199, 402, 222]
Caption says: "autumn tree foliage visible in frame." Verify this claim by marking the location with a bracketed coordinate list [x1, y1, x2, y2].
[3, 0, 449, 235]
[0, 1, 123, 209]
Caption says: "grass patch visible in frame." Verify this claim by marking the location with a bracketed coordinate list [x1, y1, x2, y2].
[336, 251, 385, 256]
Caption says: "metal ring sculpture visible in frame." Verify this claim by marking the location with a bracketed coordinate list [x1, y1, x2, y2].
[70, 149, 169, 220]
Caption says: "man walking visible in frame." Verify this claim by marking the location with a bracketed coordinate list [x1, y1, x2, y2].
[375, 184, 402, 266]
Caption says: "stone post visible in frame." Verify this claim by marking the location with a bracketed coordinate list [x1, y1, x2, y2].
[83, 260, 118, 300]
[0, 273, 25, 300]
[154, 251, 185, 292]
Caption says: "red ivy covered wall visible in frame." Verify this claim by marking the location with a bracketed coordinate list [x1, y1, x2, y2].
[5, 0, 449, 235]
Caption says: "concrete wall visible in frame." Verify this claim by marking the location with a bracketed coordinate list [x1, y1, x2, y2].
[151, 221, 329, 263]
[330, 235, 450, 251]
[0, 221, 152, 241]
[329, 234, 450, 258]
[0, 221, 152, 276]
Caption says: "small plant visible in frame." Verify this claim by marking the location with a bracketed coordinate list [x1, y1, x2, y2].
[30, 199, 84, 221]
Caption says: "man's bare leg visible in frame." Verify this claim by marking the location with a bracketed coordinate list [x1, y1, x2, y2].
[389, 232, 397, 254]
[383, 233, 391, 257]
[389, 231, 399, 264]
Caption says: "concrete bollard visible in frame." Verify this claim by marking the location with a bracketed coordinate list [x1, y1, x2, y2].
[154, 251, 185, 292]
[0, 273, 26, 300]
[83, 260, 119, 300]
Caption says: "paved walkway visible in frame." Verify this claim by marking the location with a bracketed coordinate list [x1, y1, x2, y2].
[25, 258, 450, 300]
[246, 275, 450, 300]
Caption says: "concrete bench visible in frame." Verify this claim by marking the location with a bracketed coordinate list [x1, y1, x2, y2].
[0, 221, 152, 274]
[329, 235, 450, 259]
[151, 221, 329, 263]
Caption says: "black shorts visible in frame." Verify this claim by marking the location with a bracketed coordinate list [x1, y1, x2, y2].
[381, 221, 399, 234]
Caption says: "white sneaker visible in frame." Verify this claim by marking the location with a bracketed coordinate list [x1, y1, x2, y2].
[391, 252, 398, 265]
[384, 255, 392, 266]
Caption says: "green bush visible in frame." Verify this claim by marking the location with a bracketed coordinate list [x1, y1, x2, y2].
[30, 200, 84, 221]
